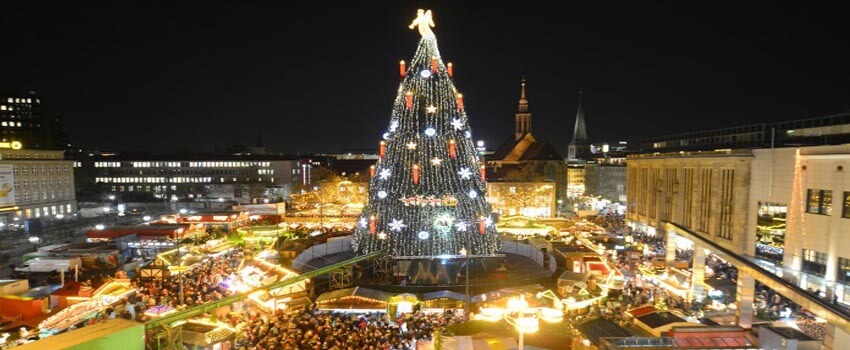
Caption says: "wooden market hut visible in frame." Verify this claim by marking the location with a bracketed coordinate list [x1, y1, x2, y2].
[421, 290, 467, 313]
[315, 287, 391, 313]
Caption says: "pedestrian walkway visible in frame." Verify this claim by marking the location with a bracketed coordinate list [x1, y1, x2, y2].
[746, 256, 850, 315]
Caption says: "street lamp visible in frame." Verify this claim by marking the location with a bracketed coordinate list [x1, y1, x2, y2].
[28, 236, 41, 250]
[476, 295, 563, 350]
[460, 247, 470, 319]
[95, 224, 105, 230]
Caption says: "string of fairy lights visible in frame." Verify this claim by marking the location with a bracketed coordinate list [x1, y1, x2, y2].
[351, 32, 500, 259]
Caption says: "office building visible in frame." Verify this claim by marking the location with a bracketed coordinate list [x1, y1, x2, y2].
[73, 152, 307, 204]
[0, 91, 67, 150]
[0, 148, 76, 223]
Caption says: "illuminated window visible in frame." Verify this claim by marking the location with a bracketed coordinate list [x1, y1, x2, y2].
[843, 192, 850, 219]
[806, 189, 832, 215]
[803, 248, 827, 276]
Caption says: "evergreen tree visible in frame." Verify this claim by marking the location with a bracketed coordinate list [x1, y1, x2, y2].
[352, 12, 500, 258]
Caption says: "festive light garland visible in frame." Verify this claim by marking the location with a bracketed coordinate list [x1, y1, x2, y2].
[351, 19, 499, 258]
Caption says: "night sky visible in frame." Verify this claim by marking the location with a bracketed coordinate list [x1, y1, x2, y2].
[2, 2, 848, 154]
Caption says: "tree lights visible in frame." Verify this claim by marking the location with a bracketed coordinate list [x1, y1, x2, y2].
[351, 9, 500, 258]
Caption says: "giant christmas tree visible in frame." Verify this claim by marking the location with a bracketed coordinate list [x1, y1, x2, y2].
[352, 10, 500, 259]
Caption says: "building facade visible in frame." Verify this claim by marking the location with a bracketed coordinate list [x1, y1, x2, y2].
[486, 79, 568, 208]
[486, 181, 556, 218]
[747, 144, 850, 303]
[0, 91, 67, 150]
[626, 150, 753, 254]
[630, 113, 850, 303]
[0, 149, 76, 222]
[73, 153, 305, 204]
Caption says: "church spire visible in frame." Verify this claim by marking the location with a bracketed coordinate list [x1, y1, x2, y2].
[515, 76, 531, 140]
[568, 91, 589, 160]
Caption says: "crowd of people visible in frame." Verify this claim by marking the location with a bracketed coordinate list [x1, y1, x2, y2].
[230, 307, 460, 350]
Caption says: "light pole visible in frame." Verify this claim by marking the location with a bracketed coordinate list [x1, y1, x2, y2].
[476, 295, 563, 350]
[460, 247, 469, 319]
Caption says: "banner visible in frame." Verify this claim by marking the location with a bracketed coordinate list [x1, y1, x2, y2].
[0, 165, 15, 207]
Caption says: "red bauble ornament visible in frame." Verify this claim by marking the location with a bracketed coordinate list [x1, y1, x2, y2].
[369, 216, 376, 234]
[370, 165, 376, 178]
[449, 140, 456, 159]
[431, 57, 438, 73]
[457, 94, 464, 111]
[399, 60, 406, 78]
[379, 141, 386, 159]
[447, 62, 453, 77]
[405, 91, 413, 110]
[480, 164, 487, 181]
[478, 217, 486, 234]
[412, 164, 420, 185]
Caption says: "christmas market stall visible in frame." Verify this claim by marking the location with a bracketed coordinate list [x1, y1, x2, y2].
[315, 287, 391, 313]
[421, 290, 467, 314]
[388, 293, 420, 316]
[181, 320, 236, 349]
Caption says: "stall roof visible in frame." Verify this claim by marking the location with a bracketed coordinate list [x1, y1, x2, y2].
[422, 290, 468, 301]
[15, 319, 142, 350]
[576, 317, 634, 346]
[558, 271, 590, 283]
[86, 224, 185, 239]
[315, 287, 392, 304]
[636, 311, 687, 329]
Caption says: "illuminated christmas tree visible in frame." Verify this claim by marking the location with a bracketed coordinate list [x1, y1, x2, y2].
[352, 9, 500, 259]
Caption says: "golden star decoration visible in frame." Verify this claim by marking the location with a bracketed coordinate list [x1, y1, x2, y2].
[426, 105, 437, 113]
[430, 157, 443, 166]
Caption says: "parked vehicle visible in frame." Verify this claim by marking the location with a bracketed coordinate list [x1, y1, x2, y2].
[14, 257, 82, 273]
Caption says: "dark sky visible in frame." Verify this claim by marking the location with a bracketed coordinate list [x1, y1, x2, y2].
[2, 2, 849, 154]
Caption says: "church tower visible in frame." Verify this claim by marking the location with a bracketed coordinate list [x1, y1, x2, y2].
[568, 91, 589, 160]
[515, 77, 531, 140]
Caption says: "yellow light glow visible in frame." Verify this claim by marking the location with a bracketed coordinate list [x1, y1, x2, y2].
[514, 316, 539, 334]
[507, 296, 528, 313]
[409, 9, 435, 37]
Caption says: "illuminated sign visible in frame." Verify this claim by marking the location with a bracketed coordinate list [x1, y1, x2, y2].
[0, 141, 22, 150]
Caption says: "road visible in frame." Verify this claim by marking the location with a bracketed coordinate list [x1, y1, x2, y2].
[0, 212, 153, 279]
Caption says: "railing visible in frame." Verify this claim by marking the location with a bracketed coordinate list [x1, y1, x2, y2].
[291, 237, 352, 271]
[498, 240, 556, 272]
[292, 237, 556, 272]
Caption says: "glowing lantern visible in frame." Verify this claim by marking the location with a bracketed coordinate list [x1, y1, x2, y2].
[399, 60, 406, 78]
[380, 140, 386, 158]
[369, 216, 376, 234]
[405, 91, 413, 109]
[449, 139, 456, 159]
[431, 57, 438, 73]
[457, 93, 464, 111]
[447, 62, 453, 77]
[413, 164, 420, 185]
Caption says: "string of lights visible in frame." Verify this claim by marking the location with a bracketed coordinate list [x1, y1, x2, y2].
[351, 30, 500, 259]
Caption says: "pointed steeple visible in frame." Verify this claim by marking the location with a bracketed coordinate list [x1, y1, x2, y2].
[515, 76, 532, 140]
[568, 91, 589, 160]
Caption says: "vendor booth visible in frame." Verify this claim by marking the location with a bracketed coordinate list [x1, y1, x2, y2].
[388, 293, 419, 316]
[315, 287, 391, 313]
[421, 290, 467, 314]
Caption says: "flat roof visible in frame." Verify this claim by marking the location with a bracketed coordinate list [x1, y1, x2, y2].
[766, 326, 816, 341]
[15, 318, 142, 350]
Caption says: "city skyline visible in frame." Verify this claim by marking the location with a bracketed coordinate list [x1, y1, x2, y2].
[2, 2, 848, 154]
